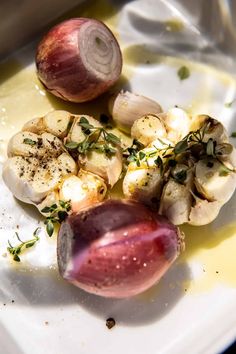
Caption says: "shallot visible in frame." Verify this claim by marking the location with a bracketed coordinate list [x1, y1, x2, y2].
[57, 200, 184, 298]
[36, 18, 122, 102]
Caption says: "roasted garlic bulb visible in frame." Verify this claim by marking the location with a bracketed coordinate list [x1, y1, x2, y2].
[123, 113, 236, 225]
[3, 110, 122, 214]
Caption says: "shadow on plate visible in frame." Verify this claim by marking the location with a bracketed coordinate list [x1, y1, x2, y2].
[0, 261, 191, 326]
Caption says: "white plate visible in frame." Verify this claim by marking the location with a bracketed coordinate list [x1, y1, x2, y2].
[1, 1, 236, 353]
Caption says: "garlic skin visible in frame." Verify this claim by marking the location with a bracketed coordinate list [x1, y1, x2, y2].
[131, 114, 167, 146]
[109, 91, 162, 133]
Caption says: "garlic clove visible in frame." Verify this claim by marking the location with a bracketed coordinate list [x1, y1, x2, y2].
[131, 114, 167, 146]
[194, 159, 236, 204]
[79, 148, 123, 188]
[189, 198, 222, 226]
[159, 179, 192, 225]
[67, 115, 101, 144]
[159, 108, 191, 143]
[109, 91, 162, 133]
[123, 167, 162, 206]
[59, 171, 107, 213]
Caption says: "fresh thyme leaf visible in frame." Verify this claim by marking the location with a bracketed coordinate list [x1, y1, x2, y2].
[25, 241, 37, 248]
[105, 132, 121, 145]
[46, 220, 54, 237]
[23, 138, 36, 146]
[7, 228, 40, 262]
[139, 151, 146, 160]
[13, 254, 21, 262]
[41, 206, 51, 213]
[79, 117, 94, 130]
[174, 139, 188, 154]
[65, 141, 79, 149]
[231, 132, 236, 137]
[177, 66, 190, 81]
[42, 200, 71, 237]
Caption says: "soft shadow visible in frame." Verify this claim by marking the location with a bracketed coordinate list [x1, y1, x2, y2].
[0, 261, 191, 326]
[15, 198, 44, 222]
[180, 192, 236, 261]
[45, 74, 131, 118]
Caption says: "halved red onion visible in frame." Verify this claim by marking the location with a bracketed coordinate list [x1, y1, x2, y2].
[57, 200, 184, 298]
[36, 18, 122, 102]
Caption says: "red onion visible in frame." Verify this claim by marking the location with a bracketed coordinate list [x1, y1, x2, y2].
[36, 18, 122, 102]
[57, 200, 184, 298]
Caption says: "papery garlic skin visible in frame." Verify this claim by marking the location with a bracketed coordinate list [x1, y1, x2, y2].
[109, 91, 162, 133]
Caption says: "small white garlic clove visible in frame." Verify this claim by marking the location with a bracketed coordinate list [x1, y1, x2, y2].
[123, 167, 163, 206]
[59, 170, 107, 213]
[109, 91, 162, 133]
[159, 108, 191, 143]
[189, 198, 222, 226]
[194, 159, 236, 204]
[131, 114, 167, 146]
[79, 148, 123, 188]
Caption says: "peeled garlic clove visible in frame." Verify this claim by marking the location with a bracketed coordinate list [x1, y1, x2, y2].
[191, 115, 228, 143]
[194, 159, 236, 204]
[159, 108, 191, 143]
[109, 91, 162, 133]
[23, 110, 74, 138]
[159, 179, 192, 225]
[131, 114, 167, 146]
[57, 152, 78, 176]
[79, 148, 123, 187]
[2, 156, 39, 203]
[43, 110, 73, 138]
[7, 131, 43, 157]
[123, 167, 162, 206]
[189, 199, 222, 226]
[67, 115, 101, 144]
[59, 171, 107, 212]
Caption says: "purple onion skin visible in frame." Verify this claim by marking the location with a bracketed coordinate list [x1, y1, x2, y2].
[36, 18, 122, 103]
[57, 200, 184, 298]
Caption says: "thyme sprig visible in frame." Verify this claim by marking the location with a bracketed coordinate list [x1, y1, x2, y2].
[7, 228, 40, 262]
[65, 117, 121, 158]
[127, 119, 235, 183]
[41, 200, 71, 237]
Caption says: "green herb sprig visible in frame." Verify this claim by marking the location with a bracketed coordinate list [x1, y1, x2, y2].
[41, 200, 71, 237]
[7, 228, 40, 262]
[126, 119, 235, 183]
[65, 117, 121, 158]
